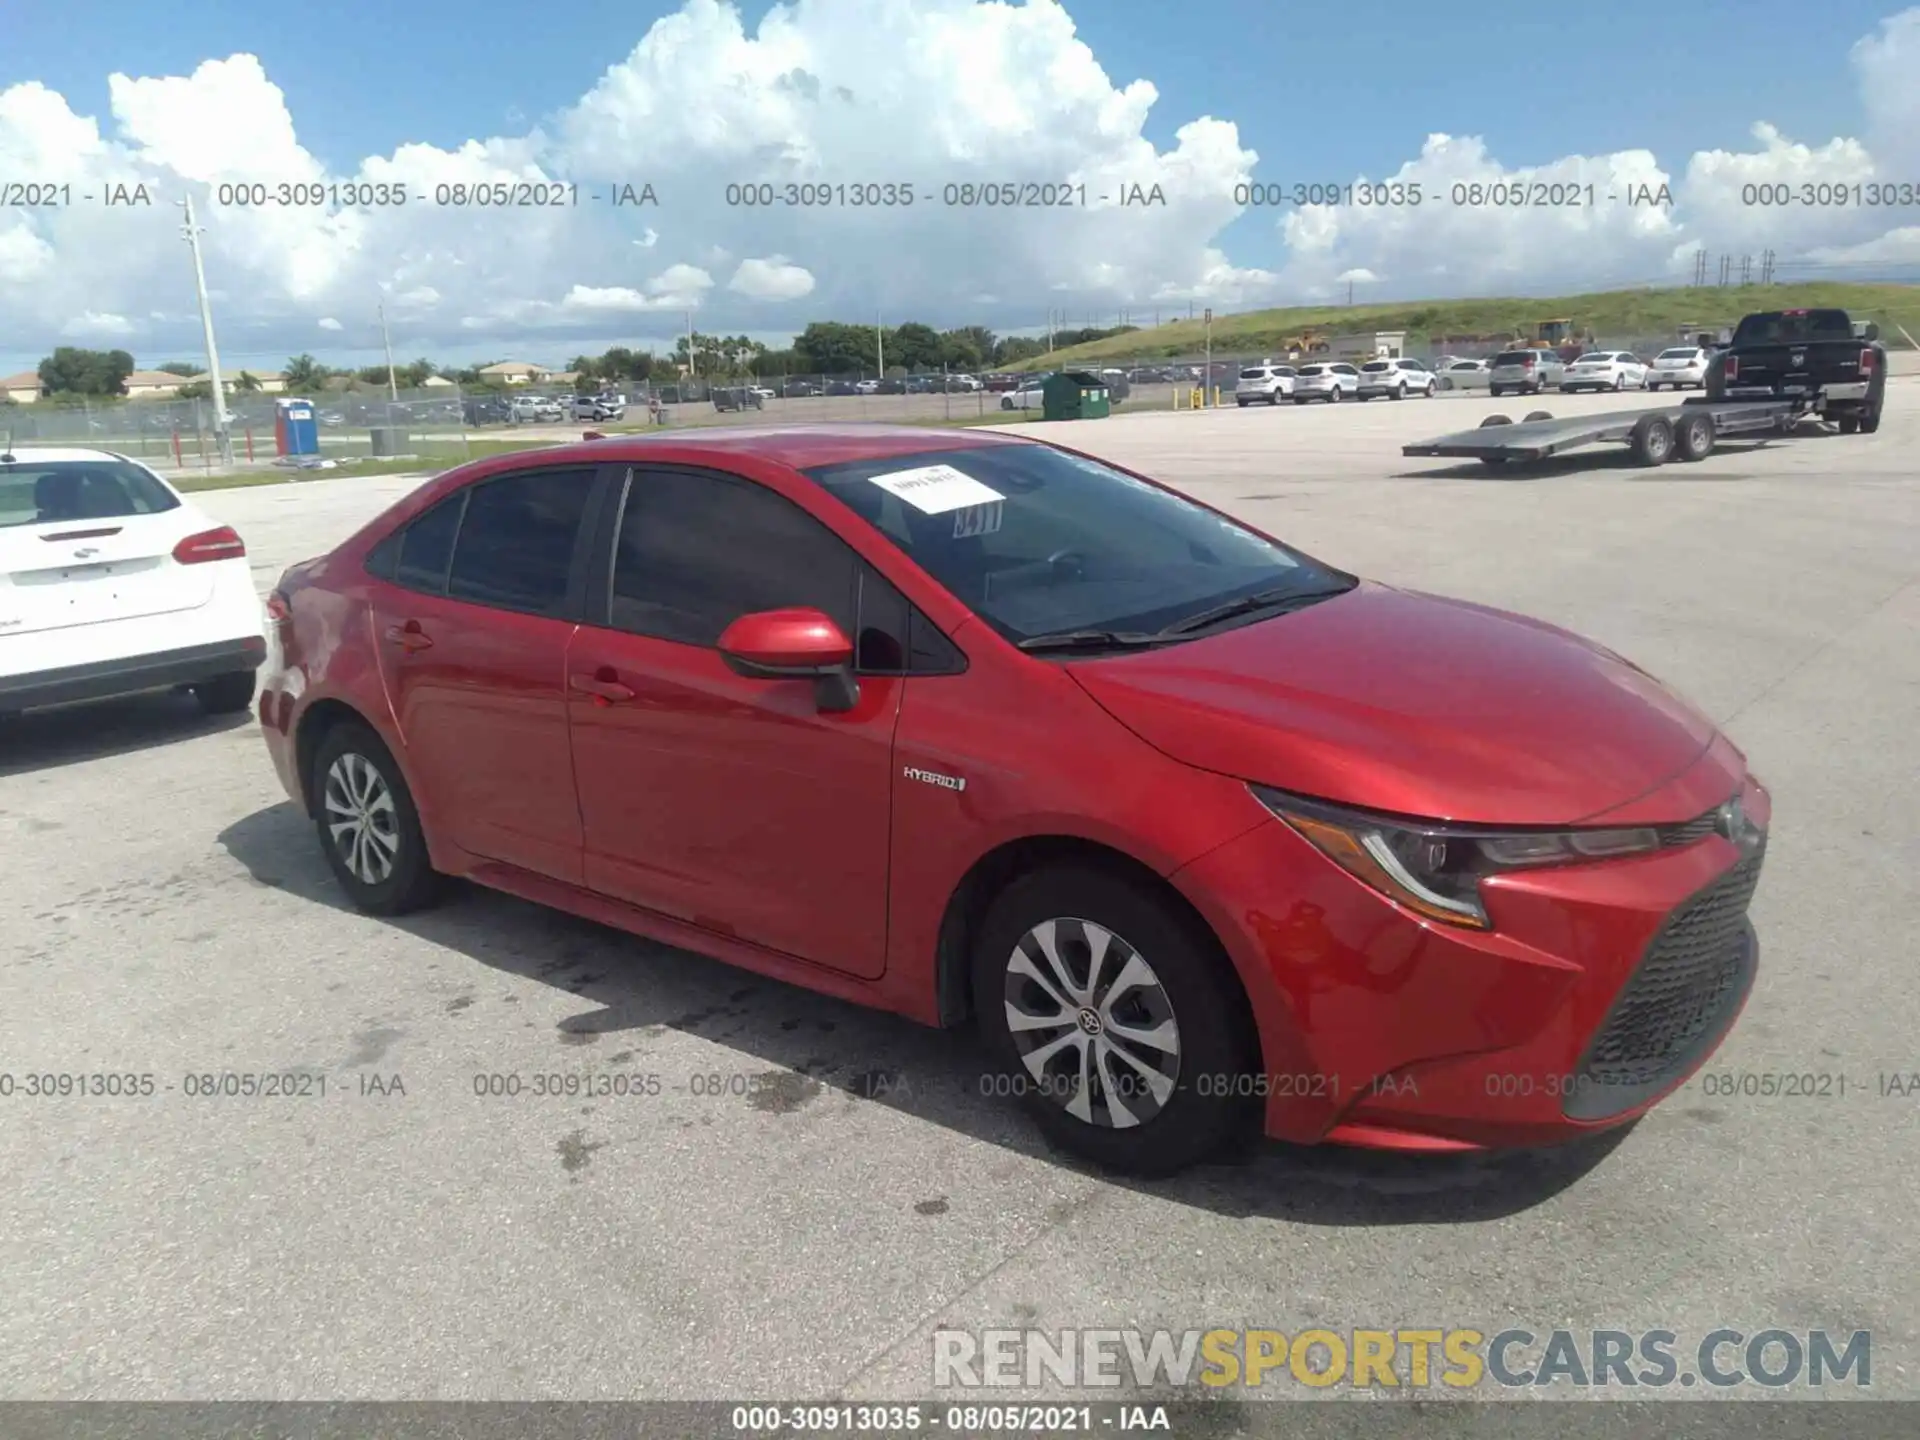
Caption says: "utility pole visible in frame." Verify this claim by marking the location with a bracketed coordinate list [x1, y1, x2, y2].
[1204, 307, 1213, 407]
[178, 192, 232, 466]
[1046, 309, 1054, 355]
[378, 299, 399, 401]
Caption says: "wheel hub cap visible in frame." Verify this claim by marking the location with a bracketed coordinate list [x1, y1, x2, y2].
[1002, 918, 1182, 1129]
[322, 752, 400, 885]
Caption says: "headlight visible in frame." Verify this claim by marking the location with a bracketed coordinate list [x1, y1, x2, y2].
[1251, 787, 1662, 930]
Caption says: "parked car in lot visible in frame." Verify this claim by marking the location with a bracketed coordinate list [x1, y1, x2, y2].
[785, 380, 823, 397]
[1559, 352, 1649, 393]
[1291, 362, 1360, 403]
[855, 380, 882, 396]
[1436, 359, 1491, 391]
[572, 395, 625, 422]
[1646, 347, 1710, 391]
[509, 396, 566, 423]
[257, 424, 1772, 1176]
[1355, 357, 1438, 400]
[463, 397, 513, 426]
[1234, 363, 1296, 406]
[0, 448, 264, 719]
[827, 380, 860, 397]
[1488, 349, 1566, 397]
[1000, 376, 1051, 410]
[712, 387, 766, 412]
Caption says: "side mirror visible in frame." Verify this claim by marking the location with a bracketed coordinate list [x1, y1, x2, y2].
[718, 607, 859, 712]
[1862, 322, 1880, 342]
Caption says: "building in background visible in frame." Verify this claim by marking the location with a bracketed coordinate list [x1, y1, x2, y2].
[477, 361, 551, 385]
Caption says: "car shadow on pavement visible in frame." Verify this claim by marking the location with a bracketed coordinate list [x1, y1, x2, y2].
[0, 692, 251, 778]
[219, 800, 1629, 1226]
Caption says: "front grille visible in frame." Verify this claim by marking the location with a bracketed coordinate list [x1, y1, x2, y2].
[1658, 809, 1721, 847]
[1566, 845, 1764, 1120]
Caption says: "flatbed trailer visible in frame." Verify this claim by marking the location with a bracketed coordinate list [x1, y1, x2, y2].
[1402, 395, 1816, 467]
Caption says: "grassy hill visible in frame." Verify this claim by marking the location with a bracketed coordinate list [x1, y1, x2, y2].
[1007, 282, 1920, 369]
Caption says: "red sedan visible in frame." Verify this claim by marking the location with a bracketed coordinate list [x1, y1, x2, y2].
[257, 425, 1768, 1176]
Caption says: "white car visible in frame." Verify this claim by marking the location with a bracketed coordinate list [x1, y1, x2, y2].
[1234, 363, 1297, 406]
[1000, 377, 1050, 409]
[947, 373, 983, 392]
[1558, 351, 1649, 393]
[1436, 358, 1491, 391]
[1291, 362, 1360, 403]
[748, 386, 776, 401]
[1646, 347, 1710, 391]
[1355, 357, 1438, 400]
[509, 396, 565, 423]
[0, 447, 265, 718]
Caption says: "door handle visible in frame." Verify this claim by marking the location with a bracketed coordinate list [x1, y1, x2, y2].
[570, 668, 635, 705]
[384, 621, 434, 652]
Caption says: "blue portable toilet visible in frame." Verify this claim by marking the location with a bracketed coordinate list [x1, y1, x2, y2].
[275, 398, 319, 457]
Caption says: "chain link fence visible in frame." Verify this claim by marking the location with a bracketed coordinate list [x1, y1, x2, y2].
[0, 333, 1742, 473]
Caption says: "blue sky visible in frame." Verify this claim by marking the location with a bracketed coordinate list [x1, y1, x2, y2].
[2, 0, 1917, 371]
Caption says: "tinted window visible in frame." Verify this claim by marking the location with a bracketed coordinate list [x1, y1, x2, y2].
[1657, 348, 1700, 360]
[801, 444, 1353, 646]
[445, 468, 595, 614]
[0, 458, 180, 529]
[1361, 362, 1390, 372]
[1492, 351, 1534, 365]
[610, 468, 857, 647]
[1731, 309, 1853, 344]
[394, 493, 465, 592]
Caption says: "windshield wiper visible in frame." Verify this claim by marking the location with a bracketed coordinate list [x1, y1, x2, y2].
[1014, 628, 1165, 653]
[1156, 583, 1353, 637]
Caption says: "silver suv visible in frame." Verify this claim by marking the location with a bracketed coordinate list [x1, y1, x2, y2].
[1234, 363, 1297, 406]
[1356, 357, 1438, 400]
[1292, 362, 1360, 404]
[1488, 349, 1565, 397]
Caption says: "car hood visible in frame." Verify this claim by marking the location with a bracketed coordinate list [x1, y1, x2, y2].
[1066, 582, 1718, 825]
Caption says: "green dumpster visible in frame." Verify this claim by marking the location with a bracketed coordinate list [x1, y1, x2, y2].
[1042, 370, 1111, 421]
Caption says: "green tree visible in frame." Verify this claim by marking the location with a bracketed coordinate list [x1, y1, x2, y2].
[155, 360, 201, 377]
[887, 323, 943, 370]
[176, 380, 213, 400]
[793, 321, 881, 373]
[37, 347, 135, 397]
[398, 358, 436, 388]
[283, 354, 328, 391]
[231, 371, 263, 393]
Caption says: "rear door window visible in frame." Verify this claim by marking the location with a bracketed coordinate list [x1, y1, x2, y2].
[443, 467, 597, 616]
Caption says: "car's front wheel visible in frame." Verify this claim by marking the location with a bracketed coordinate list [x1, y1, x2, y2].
[311, 720, 442, 916]
[972, 866, 1256, 1177]
[192, 670, 257, 715]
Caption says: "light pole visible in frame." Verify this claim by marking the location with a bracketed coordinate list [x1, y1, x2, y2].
[378, 297, 399, 401]
[179, 192, 233, 465]
[876, 310, 884, 379]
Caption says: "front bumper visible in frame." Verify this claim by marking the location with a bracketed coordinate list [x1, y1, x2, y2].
[1174, 769, 1770, 1151]
[0, 636, 266, 713]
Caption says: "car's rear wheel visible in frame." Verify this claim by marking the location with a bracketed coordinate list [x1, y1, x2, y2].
[1837, 413, 1860, 435]
[192, 670, 257, 716]
[1860, 405, 1882, 434]
[1612, 374, 1625, 391]
[972, 866, 1255, 1177]
[311, 720, 442, 916]
[1394, 383, 1407, 400]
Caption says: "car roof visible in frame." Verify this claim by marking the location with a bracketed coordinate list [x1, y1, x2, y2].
[0, 445, 128, 464]
[494, 423, 1032, 472]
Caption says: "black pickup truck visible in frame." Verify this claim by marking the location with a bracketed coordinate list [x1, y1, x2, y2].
[1705, 307, 1887, 433]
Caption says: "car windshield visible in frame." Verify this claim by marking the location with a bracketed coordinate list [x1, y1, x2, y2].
[0, 457, 181, 528]
[1492, 351, 1534, 366]
[1238, 369, 1268, 379]
[1657, 349, 1700, 360]
[1731, 310, 1855, 344]
[1298, 365, 1327, 376]
[801, 444, 1355, 645]
[1575, 353, 1615, 363]
[1361, 361, 1390, 372]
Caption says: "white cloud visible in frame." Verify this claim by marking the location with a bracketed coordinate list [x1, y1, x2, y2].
[730, 255, 815, 300]
[62, 311, 136, 339]
[0, 0, 1915, 362]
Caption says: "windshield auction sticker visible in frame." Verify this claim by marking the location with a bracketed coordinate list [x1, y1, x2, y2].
[868, 464, 1004, 515]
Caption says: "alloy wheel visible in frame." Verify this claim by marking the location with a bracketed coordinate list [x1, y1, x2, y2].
[1002, 917, 1182, 1129]
[323, 752, 401, 885]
